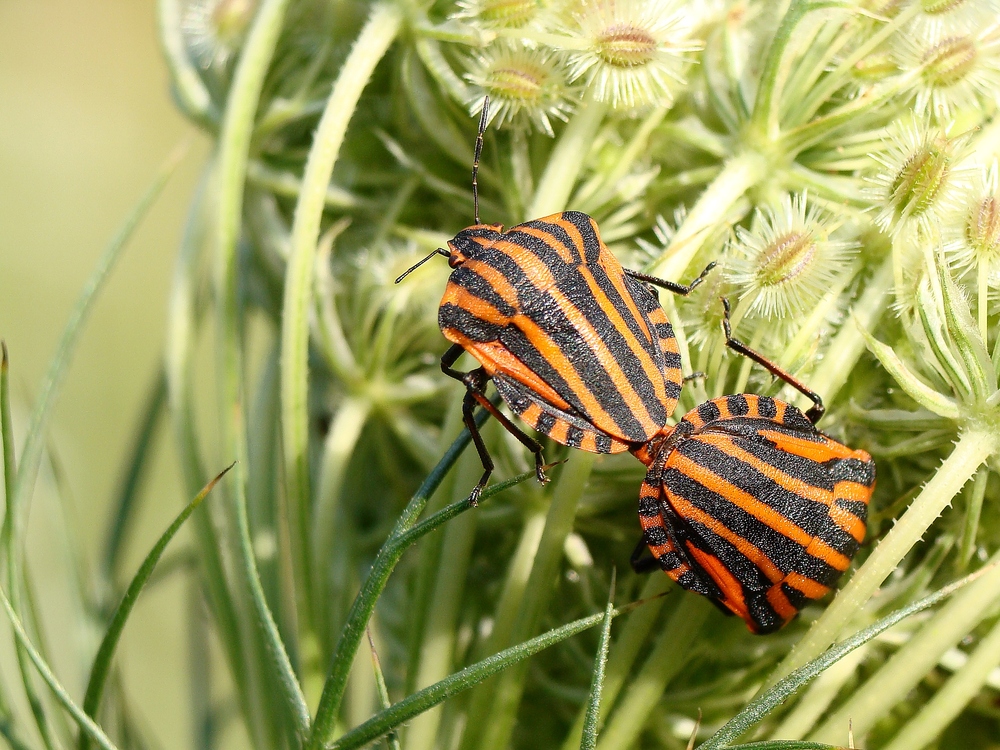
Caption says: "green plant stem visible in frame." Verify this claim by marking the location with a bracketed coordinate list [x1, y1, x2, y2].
[580, 573, 616, 750]
[881, 614, 1000, 750]
[311, 397, 372, 653]
[768, 428, 998, 686]
[0, 586, 120, 750]
[307, 416, 487, 750]
[802, 254, 891, 405]
[473, 452, 594, 750]
[699, 570, 986, 750]
[747, 0, 813, 140]
[213, 0, 310, 740]
[528, 97, 607, 217]
[560, 574, 672, 750]
[405, 451, 481, 750]
[367, 629, 401, 750]
[650, 151, 766, 282]
[770, 645, 869, 740]
[101, 370, 167, 585]
[156, 0, 216, 126]
[595, 595, 711, 750]
[959, 467, 989, 568]
[80, 466, 233, 750]
[281, 3, 402, 640]
[809, 553, 1000, 744]
[167, 164, 259, 743]
[333, 604, 641, 750]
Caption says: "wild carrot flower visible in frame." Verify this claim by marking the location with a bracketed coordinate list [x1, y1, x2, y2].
[866, 118, 971, 239]
[183, 0, 256, 67]
[725, 193, 857, 320]
[946, 161, 1000, 274]
[455, 0, 544, 30]
[895, 23, 1000, 118]
[465, 41, 575, 135]
[554, 0, 701, 110]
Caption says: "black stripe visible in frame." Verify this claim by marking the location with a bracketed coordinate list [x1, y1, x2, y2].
[561, 211, 603, 263]
[566, 425, 584, 448]
[835, 499, 869, 521]
[781, 581, 808, 610]
[665, 380, 682, 400]
[746, 595, 783, 633]
[757, 396, 777, 418]
[595, 433, 613, 452]
[657, 551, 684, 571]
[536, 412, 556, 435]
[449, 266, 518, 317]
[644, 526, 669, 546]
[511, 217, 584, 265]
[698, 400, 722, 423]
[439, 303, 503, 342]
[673, 436, 853, 545]
[638, 495, 659, 516]
[825, 456, 876, 486]
[664, 467, 840, 583]
[482, 244, 656, 440]
[727, 394, 749, 416]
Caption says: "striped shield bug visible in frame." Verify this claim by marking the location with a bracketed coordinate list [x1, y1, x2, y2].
[631, 299, 876, 633]
[396, 97, 715, 504]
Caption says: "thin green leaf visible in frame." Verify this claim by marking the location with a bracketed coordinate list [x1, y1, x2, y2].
[156, 0, 216, 126]
[333, 602, 645, 750]
[80, 464, 234, 750]
[1, 342, 14, 533]
[580, 570, 616, 750]
[0, 585, 120, 750]
[367, 629, 401, 750]
[100, 370, 167, 584]
[723, 743, 846, 749]
[959, 467, 990, 568]
[938, 259, 995, 401]
[307, 408, 509, 750]
[698, 567, 991, 750]
[12, 142, 187, 544]
[856, 319, 961, 420]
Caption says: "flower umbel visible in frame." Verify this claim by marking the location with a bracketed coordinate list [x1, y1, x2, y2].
[895, 23, 1000, 118]
[866, 118, 971, 238]
[182, 0, 257, 67]
[455, 0, 540, 30]
[556, 0, 701, 110]
[726, 193, 856, 319]
[465, 42, 575, 135]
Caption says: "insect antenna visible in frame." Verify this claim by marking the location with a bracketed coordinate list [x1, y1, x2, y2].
[394, 248, 450, 284]
[472, 96, 490, 225]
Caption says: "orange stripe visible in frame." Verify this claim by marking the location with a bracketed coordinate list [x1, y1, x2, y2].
[700, 433, 835, 508]
[577, 264, 667, 411]
[579, 432, 597, 452]
[548, 418, 570, 444]
[784, 572, 830, 600]
[442, 283, 511, 325]
[491, 239, 660, 439]
[766, 585, 797, 622]
[666, 492, 785, 583]
[516, 225, 576, 264]
[759, 429, 857, 463]
[685, 544, 750, 620]
[669, 452, 817, 550]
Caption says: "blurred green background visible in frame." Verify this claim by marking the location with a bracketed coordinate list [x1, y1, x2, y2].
[0, 1, 210, 745]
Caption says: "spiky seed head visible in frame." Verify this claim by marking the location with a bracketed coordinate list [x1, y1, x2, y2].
[456, 0, 540, 29]
[946, 163, 1000, 272]
[866, 119, 970, 238]
[465, 42, 574, 135]
[555, 0, 701, 111]
[726, 193, 856, 319]
[183, 0, 256, 67]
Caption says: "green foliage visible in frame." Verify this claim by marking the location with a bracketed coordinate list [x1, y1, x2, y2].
[4, 0, 1000, 749]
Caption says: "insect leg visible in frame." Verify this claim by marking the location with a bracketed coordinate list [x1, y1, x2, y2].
[720, 297, 826, 423]
[630, 537, 661, 574]
[624, 261, 717, 296]
[441, 345, 549, 504]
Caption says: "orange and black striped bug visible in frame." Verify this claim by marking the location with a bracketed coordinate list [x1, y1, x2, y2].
[396, 96, 715, 505]
[629, 299, 876, 633]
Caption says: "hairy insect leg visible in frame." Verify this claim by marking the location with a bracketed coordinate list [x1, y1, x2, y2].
[719, 298, 825, 422]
